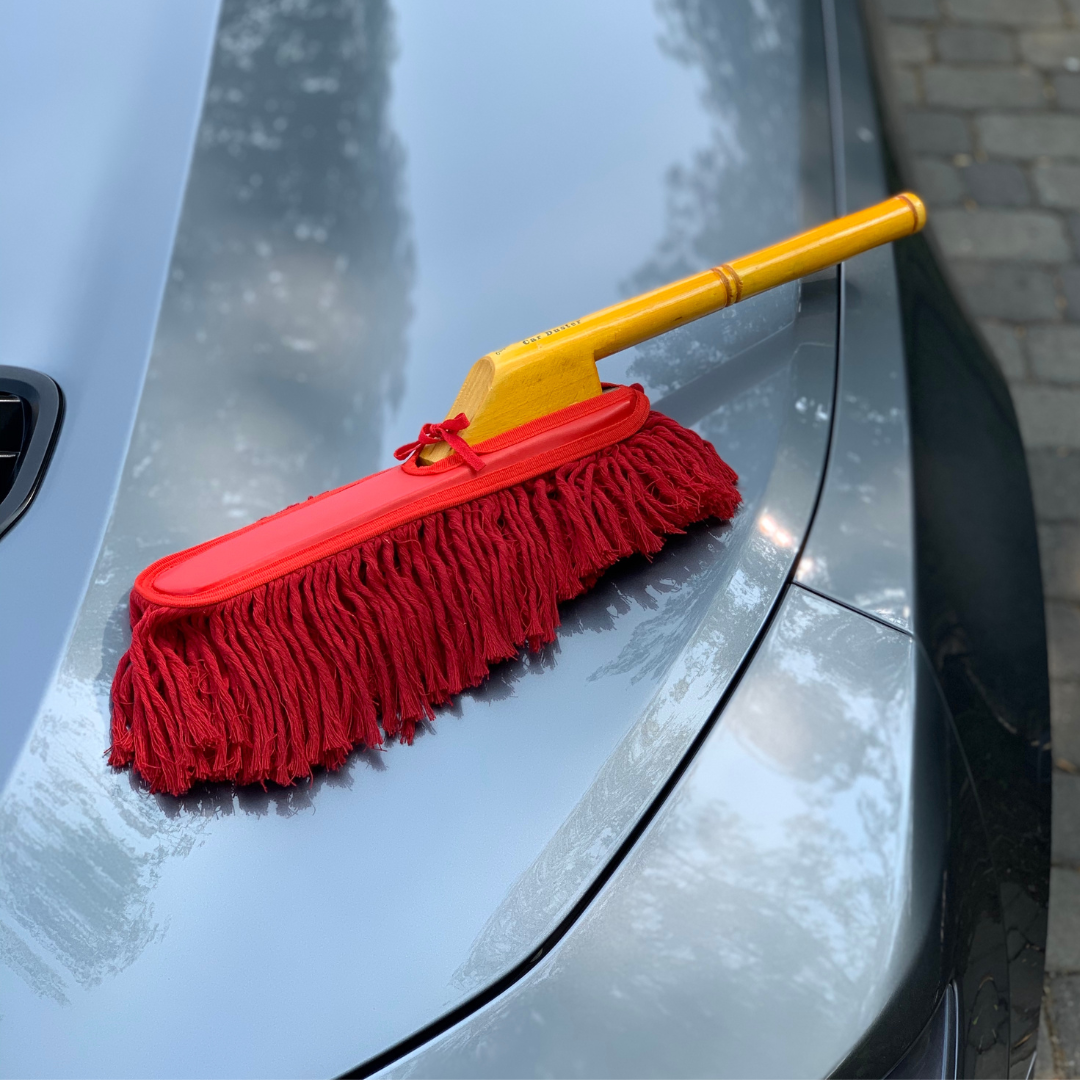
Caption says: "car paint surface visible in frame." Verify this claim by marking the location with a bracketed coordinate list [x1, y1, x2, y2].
[795, 0, 913, 632]
[0, 0, 220, 785]
[377, 584, 942, 1079]
[0, 2, 850, 1076]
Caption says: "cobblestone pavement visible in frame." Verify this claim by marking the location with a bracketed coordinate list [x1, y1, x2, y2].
[869, 0, 1080, 1075]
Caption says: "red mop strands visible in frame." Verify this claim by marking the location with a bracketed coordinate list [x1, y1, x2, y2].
[109, 195, 926, 795]
[110, 388, 736, 794]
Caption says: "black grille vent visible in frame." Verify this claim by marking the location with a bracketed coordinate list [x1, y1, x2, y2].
[0, 367, 62, 540]
[0, 393, 28, 504]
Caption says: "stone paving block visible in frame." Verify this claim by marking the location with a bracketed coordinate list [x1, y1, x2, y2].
[1037, 165, 1080, 210]
[1048, 867, 1080, 971]
[951, 260, 1060, 320]
[946, 0, 1062, 27]
[1062, 266, 1080, 321]
[979, 318, 1026, 376]
[964, 160, 1032, 206]
[1056, 681, 1080, 765]
[1016, 389, 1080, 449]
[935, 208, 1071, 261]
[1029, 324, 1080, 382]
[1028, 449, 1080, 521]
[936, 26, 1014, 63]
[924, 64, 1045, 108]
[1040, 524, 1080, 600]
[913, 156, 964, 203]
[1022, 30, 1080, 71]
[892, 67, 920, 105]
[1017, 381, 1080, 447]
[887, 24, 931, 65]
[1048, 601, 1080, 680]
[904, 109, 972, 154]
[1056, 74, 1080, 112]
[1035, 1002, 1055, 1080]
[979, 318, 1027, 377]
[1055, 773, 1080, 865]
[1046, 974, 1080, 1075]
[978, 113, 1080, 160]
[880, 0, 939, 18]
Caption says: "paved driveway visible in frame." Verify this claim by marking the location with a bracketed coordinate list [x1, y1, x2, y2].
[869, 0, 1080, 1074]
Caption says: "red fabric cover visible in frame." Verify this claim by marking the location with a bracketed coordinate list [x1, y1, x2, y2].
[139, 385, 647, 607]
[109, 391, 741, 796]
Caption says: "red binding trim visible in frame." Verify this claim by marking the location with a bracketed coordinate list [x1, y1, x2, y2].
[137, 386, 650, 608]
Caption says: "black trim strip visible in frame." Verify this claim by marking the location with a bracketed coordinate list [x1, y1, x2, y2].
[0, 365, 63, 540]
[795, 581, 914, 636]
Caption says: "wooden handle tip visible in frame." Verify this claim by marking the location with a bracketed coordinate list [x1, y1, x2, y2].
[898, 191, 927, 232]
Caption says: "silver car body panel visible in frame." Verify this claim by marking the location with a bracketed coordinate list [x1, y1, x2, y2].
[795, 0, 914, 631]
[379, 586, 944, 1079]
[0, 0, 220, 784]
[0, 3, 852, 1076]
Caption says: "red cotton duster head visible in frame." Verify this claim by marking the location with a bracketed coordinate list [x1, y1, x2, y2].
[109, 193, 926, 796]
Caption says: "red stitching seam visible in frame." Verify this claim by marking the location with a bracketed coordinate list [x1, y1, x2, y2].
[136, 386, 650, 608]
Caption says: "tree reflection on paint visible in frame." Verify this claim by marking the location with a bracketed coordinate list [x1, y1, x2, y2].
[626, 0, 801, 398]
[0, 0, 413, 1002]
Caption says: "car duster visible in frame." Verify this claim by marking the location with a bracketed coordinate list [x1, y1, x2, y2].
[111, 193, 926, 796]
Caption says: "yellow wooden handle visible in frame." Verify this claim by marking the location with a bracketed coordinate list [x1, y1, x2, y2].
[421, 193, 926, 462]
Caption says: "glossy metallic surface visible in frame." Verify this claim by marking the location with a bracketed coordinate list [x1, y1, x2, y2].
[795, 0, 914, 631]
[378, 586, 944, 1079]
[822, 635, 1010, 1080]
[0, 3, 838, 1076]
[0, 0, 220, 785]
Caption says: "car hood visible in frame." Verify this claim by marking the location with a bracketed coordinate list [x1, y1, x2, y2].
[0, 1, 837, 1075]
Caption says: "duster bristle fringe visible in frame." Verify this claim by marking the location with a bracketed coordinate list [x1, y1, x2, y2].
[109, 412, 740, 795]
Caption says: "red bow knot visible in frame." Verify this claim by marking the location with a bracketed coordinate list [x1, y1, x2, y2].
[394, 413, 486, 471]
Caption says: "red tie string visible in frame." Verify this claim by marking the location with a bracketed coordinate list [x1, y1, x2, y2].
[394, 413, 486, 471]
